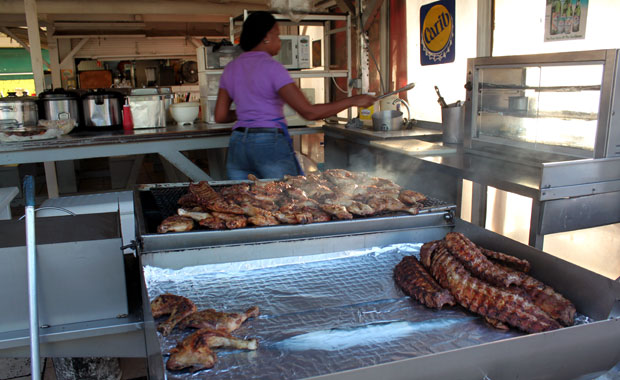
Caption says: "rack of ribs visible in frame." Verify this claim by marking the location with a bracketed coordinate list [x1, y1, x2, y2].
[150, 294, 197, 336]
[178, 306, 260, 332]
[499, 264, 576, 326]
[479, 247, 531, 273]
[394, 255, 455, 309]
[166, 328, 258, 372]
[444, 232, 522, 288]
[428, 243, 562, 333]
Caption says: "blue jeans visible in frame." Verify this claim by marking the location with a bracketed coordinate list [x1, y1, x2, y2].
[226, 129, 301, 180]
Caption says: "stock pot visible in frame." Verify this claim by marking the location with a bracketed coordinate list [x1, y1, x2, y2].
[0, 95, 38, 127]
[39, 89, 81, 127]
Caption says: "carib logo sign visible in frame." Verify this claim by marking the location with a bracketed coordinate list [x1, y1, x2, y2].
[420, 0, 455, 65]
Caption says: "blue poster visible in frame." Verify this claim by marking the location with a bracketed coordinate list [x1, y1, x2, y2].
[420, 0, 455, 65]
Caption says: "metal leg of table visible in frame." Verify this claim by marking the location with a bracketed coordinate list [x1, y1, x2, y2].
[43, 162, 59, 198]
[529, 200, 545, 250]
[471, 182, 487, 228]
[158, 150, 212, 182]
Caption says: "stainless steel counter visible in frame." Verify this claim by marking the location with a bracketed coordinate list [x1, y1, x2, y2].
[0, 122, 322, 197]
[323, 124, 620, 250]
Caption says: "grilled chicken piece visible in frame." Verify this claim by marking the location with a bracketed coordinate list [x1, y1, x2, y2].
[322, 169, 358, 195]
[211, 212, 247, 229]
[177, 193, 200, 208]
[166, 328, 258, 372]
[190, 181, 245, 215]
[399, 189, 427, 204]
[179, 306, 260, 332]
[178, 207, 211, 222]
[198, 215, 226, 230]
[366, 195, 419, 215]
[324, 197, 375, 216]
[320, 203, 353, 220]
[157, 215, 194, 234]
[151, 294, 197, 336]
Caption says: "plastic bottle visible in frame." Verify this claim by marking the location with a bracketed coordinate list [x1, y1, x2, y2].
[122, 100, 133, 130]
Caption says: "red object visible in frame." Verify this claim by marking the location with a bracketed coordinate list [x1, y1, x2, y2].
[122, 104, 133, 130]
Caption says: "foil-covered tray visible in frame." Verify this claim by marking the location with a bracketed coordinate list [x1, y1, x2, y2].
[144, 242, 592, 380]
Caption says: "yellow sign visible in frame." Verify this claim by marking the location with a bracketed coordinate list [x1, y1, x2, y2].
[420, 0, 455, 65]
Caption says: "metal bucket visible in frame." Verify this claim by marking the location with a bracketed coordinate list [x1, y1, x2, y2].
[441, 105, 464, 144]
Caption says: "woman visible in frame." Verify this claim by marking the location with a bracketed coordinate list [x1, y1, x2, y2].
[214, 11, 376, 180]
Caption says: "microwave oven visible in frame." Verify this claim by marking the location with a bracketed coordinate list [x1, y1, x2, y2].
[275, 35, 311, 70]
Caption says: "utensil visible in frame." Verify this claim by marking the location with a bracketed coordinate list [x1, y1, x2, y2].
[434, 86, 448, 108]
[377, 83, 415, 100]
[23, 175, 41, 380]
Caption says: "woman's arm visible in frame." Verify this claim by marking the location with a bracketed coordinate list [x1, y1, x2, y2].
[278, 83, 376, 121]
[214, 88, 237, 123]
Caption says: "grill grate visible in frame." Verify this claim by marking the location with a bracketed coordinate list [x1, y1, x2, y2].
[143, 185, 453, 234]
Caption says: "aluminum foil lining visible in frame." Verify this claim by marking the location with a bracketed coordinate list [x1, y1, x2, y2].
[144, 243, 590, 380]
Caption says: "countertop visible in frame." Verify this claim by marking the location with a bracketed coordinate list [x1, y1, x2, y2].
[322, 123, 442, 141]
[0, 122, 322, 153]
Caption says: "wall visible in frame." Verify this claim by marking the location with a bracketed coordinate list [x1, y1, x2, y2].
[406, 0, 478, 123]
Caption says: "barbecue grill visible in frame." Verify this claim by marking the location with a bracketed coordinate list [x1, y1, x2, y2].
[133, 182, 620, 380]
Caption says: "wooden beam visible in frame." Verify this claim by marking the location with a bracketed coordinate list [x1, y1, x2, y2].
[334, 0, 355, 14]
[142, 14, 231, 23]
[362, 0, 385, 32]
[1, 0, 268, 15]
[54, 22, 147, 30]
[59, 37, 89, 66]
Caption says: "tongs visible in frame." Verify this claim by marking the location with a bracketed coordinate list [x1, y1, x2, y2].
[377, 83, 415, 100]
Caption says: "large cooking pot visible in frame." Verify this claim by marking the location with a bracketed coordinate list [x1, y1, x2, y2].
[0, 95, 38, 127]
[81, 89, 124, 129]
[372, 110, 404, 131]
[127, 88, 173, 129]
[39, 89, 81, 127]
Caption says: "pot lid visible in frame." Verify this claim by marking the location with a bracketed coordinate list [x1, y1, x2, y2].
[39, 88, 79, 100]
[0, 95, 38, 103]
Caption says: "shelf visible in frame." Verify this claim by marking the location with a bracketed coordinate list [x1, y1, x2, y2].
[479, 83, 601, 92]
[231, 11, 348, 24]
[478, 108, 598, 121]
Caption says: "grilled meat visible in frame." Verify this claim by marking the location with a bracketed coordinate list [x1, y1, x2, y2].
[399, 189, 427, 205]
[500, 265, 576, 326]
[166, 328, 258, 372]
[444, 232, 522, 288]
[179, 306, 260, 332]
[177, 193, 200, 208]
[178, 207, 210, 222]
[428, 243, 561, 333]
[419, 240, 441, 268]
[479, 247, 531, 273]
[190, 181, 245, 215]
[319, 203, 353, 220]
[211, 212, 247, 229]
[394, 255, 455, 309]
[151, 294, 197, 336]
[366, 195, 419, 215]
[157, 215, 194, 234]
[198, 214, 226, 230]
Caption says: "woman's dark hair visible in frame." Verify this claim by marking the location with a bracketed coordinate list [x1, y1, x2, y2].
[240, 11, 277, 52]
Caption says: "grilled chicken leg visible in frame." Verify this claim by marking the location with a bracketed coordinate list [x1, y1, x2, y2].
[150, 294, 197, 336]
[179, 306, 260, 332]
[166, 328, 258, 372]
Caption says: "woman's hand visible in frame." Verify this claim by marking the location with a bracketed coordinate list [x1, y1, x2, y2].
[351, 94, 377, 108]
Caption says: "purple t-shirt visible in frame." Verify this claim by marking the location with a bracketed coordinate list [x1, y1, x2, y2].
[219, 51, 294, 128]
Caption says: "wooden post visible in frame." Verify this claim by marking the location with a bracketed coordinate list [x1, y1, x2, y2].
[24, 0, 45, 95]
